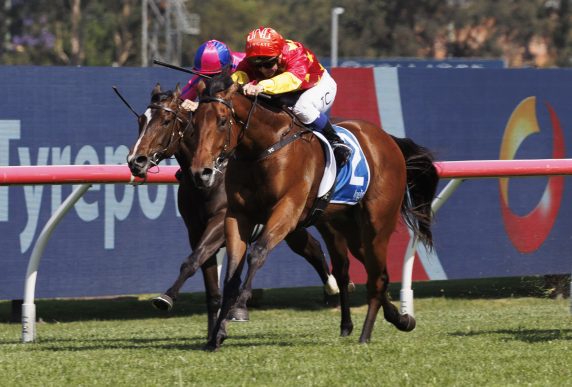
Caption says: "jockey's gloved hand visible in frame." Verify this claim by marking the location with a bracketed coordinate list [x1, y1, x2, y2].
[181, 99, 198, 112]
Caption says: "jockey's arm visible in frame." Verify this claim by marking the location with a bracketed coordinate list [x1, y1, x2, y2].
[232, 70, 303, 95]
[258, 72, 302, 94]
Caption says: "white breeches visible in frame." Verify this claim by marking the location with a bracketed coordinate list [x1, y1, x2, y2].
[291, 70, 337, 124]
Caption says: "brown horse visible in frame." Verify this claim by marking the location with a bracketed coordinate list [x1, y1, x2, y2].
[126, 83, 338, 338]
[189, 72, 438, 350]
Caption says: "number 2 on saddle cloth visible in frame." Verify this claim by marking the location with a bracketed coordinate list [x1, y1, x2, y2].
[302, 125, 370, 226]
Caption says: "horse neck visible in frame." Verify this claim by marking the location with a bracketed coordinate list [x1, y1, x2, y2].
[232, 95, 294, 156]
[174, 131, 194, 173]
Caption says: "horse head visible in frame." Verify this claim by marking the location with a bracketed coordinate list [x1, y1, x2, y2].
[127, 83, 191, 178]
[189, 73, 241, 188]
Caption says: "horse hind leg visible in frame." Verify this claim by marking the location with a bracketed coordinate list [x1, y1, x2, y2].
[359, 234, 415, 344]
[382, 289, 416, 332]
[284, 228, 339, 296]
[360, 269, 415, 342]
[317, 224, 353, 337]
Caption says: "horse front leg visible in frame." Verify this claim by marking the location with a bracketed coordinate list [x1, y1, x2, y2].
[204, 213, 249, 351]
[229, 227, 339, 322]
[233, 200, 303, 328]
[153, 211, 225, 315]
[200, 254, 222, 342]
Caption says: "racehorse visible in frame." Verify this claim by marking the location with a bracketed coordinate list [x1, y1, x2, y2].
[126, 83, 339, 338]
[188, 72, 439, 350]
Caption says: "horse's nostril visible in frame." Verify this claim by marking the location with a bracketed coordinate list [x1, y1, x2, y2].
[135, 155, 148, 166]
[193, 168, 214, 187]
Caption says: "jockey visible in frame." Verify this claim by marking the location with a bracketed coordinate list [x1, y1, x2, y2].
[180, 39, 245, 112]
[232, 27, 352, 168]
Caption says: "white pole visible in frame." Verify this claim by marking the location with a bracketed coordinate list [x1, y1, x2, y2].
[400, 236, 419, 316]
[330, 7, 344, 68]
[22, 183, 92, 343]
[400, 178, 467, 316]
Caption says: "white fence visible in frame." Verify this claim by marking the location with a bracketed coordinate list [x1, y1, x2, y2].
[1, 160, 571, 342]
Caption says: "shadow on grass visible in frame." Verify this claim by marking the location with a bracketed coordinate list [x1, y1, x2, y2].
[449, 328, 572, 343]
[0, 332, 314, 351]
[0, 276, 563, 324]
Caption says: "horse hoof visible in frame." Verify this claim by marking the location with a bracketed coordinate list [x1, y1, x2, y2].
[340, 324, 354, 337]
[203, 342, 219, 352]
[228, 307, 249, 322]
[324, 274, 340, 295]
[152, 295, 173, 311]
[396, 314, 416, 332]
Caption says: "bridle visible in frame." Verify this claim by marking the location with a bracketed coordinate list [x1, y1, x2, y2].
[198, 93, 258, 173]
[143, 98, 193, 167]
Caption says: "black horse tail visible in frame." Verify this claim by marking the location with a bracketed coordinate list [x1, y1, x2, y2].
[391, 135, 439, 249]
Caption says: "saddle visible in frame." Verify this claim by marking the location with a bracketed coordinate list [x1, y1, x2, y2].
[302, 126, 371, 226]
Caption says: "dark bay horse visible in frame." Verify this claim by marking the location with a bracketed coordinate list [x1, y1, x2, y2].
[189, 73, 439, 350]
[126, 83, 338, 337]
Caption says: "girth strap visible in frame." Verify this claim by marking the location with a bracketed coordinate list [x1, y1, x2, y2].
[256, 129, 310, 161]
[300, 184, 334, 228]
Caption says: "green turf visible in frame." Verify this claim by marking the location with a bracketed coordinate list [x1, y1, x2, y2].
[0, 278, 570, 386]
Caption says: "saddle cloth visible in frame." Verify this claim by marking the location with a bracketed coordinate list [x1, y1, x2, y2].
[315, 125, 371, 205]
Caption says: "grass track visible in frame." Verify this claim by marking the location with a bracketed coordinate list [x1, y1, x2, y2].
[0, 277, 570, 386]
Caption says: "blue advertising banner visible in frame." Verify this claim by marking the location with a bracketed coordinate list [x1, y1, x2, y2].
[320, 57, 506, 69]
[0, 66, 327, 300]
[395, 68, 572, 279]
[1, 66, 571, 300]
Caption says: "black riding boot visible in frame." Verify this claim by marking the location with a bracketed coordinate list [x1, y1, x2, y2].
[322, 121, 352, 168]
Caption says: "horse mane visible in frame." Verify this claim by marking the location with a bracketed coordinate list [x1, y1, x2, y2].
[204, 71, 235, 97]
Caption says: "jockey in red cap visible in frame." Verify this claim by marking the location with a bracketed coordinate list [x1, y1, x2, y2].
[232, 27, 351, 167]
[180, 40, 245, 111]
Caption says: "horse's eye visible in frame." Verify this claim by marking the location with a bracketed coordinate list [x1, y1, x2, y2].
[218, 116, 227, 127]
[162, 119, 171, 126]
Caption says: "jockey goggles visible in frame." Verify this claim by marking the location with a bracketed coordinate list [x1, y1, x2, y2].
[248, 56, 279, 68]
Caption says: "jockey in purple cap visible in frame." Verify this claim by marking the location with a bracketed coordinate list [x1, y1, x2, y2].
[180, 40, 245, 111]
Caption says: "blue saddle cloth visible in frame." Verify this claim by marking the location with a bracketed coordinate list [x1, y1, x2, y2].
[331, 126, 371, 204]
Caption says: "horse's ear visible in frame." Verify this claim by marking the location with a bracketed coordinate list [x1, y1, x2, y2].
[196, 79, 206, 97]
[152, 83, 162, 96]
[174, 83, 181, 97]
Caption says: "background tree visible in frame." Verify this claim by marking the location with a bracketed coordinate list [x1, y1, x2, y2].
[2, 0, 572, 68]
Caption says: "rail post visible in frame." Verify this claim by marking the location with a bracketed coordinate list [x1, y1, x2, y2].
[22, 183, 92, 342]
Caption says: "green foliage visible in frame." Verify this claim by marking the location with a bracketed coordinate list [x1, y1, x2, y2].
[3, 0, 572, 67]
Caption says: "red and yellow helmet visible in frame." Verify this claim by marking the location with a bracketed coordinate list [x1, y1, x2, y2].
[245, 27, 285, 58]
